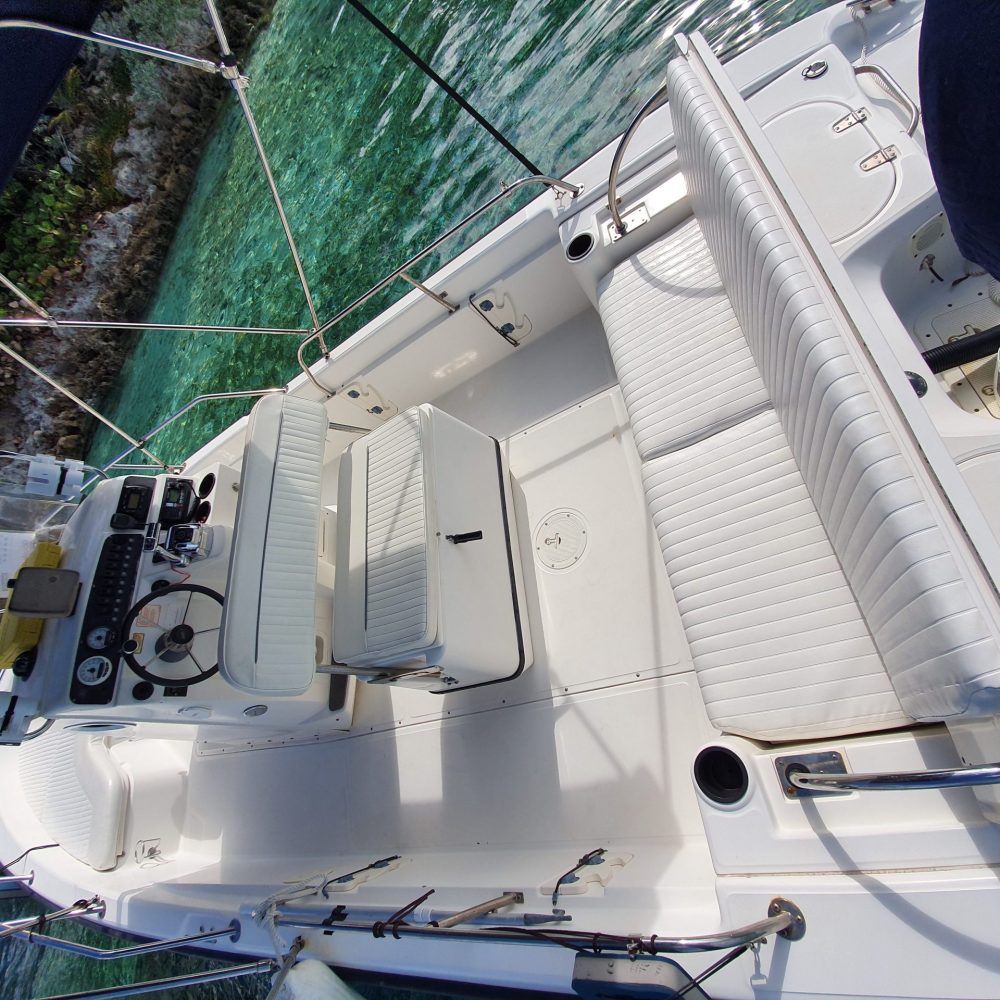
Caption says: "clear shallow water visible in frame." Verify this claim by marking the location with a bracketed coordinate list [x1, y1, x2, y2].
[31, 1, 838, 997]
[88, 0, 834, 470]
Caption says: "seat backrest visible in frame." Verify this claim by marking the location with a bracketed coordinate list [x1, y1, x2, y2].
[19, 729, 129, 871]
[667, 39, 1000, 721]
[219, 393, 328, 697]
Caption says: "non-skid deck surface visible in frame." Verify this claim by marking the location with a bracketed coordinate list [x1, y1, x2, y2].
[336, 386, 690, 733]
[178, 388, 712, 864]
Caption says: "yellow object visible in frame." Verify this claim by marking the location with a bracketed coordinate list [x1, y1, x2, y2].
[0, 540, 62, 670]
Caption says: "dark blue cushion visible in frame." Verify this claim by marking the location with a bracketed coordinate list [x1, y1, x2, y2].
[920, 0, 1000, 279]
[0, 1, 104, 193]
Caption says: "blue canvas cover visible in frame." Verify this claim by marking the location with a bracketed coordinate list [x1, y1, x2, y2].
[919, 0, 1000, 279]
[0, 1, 104, 193]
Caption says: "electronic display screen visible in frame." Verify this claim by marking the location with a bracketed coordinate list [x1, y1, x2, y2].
[165, 486, 182, 504]
[125, 492, 142, 512]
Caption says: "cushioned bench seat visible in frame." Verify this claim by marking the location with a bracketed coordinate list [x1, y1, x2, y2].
[643, 409, 906, 740]
[598, 217, 769, 461]
[596, 33, 1000, 741]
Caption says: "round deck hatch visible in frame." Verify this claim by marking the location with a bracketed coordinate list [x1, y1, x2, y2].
[534, 509, 588, 570]
[762, 100, 896, 244]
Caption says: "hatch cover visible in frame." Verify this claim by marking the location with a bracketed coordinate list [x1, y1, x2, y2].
[762, 99, 896, 244]
[534, 509, 588, 571]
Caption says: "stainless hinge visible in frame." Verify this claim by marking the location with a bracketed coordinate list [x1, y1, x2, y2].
[860, 145, 898, 171]
[832, 107, 868, 133]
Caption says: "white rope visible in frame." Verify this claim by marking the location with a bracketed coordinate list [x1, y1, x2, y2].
[253, 871, 331, 962]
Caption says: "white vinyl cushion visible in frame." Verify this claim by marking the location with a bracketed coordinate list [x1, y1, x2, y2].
[643, 409, 907, 740]
[220, 393, 327, 696]
[597, 217, 770, 460]
[364, 410, 431, 654]
[19, 729, 129, 871]
[667, 54, 1000, 721]
[334, 406, 437, 665]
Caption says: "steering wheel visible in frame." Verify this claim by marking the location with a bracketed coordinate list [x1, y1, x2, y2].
[120, 583, 223, 687]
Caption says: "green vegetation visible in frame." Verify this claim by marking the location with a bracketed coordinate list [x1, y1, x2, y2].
[0, 60, 133, 311]
[0, 168, 89, 303]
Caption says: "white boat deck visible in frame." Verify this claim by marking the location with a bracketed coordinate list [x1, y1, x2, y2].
[172, 337, 718, 928]
[9, 4, 1000, 995]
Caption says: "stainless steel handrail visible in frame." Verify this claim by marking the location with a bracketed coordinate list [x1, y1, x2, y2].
[789, 761, 1000, 792]
[0, 873, 33, 889]
[0, 897, 105, 941]
[84, 388, 288, 487]
[17, 920, 240, 959]
[0, 337, 165, 468]
[296, 173, 582, 396]
[275, 897, 804, 953]
[203, 0, 322, 336]
[37, 961, 274, 1000]
[0, 317, 310, 336]
[854, 64, 920, 136]
[0, 19, 221, 74]
[607, 83, 669, 235]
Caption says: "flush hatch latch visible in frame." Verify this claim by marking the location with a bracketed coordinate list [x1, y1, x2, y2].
[832, 107, 868, 133]
[860, 145, 898, 172]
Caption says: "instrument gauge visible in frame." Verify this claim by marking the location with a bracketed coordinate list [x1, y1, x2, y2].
[77, 655, 113, 687]
[86, 626, 117, 651]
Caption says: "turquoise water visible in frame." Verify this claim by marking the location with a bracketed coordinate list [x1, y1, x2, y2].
[25, 1, 840, 997]
[88, 0, 834, 471]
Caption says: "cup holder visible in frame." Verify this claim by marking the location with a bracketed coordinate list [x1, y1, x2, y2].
[197, 472, 216, 498]
[694, 746, 750, 806]
[566, 231, 595, 262]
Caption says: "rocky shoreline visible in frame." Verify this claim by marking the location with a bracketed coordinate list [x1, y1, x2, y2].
[0, 0, 274, 465]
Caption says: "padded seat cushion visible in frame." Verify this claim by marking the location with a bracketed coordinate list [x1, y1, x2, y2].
[334, 408, 435, 664]
[666, 51, 1000, 721]
[597, 217, 769, 460]
[643, 409, 907, 741]
[19, 729, 129, 871]
[220, 393, 328, 696]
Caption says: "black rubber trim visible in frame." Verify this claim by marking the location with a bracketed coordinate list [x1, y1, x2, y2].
[436, 437, 525, 693]
[0, 694, 17, 736]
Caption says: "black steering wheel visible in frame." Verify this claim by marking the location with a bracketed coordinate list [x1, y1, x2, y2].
[120, 583, 224, 687]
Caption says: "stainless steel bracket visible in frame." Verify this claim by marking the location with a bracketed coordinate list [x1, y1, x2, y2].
[775, 750, 849, 799]
[608, 204, 651, 242]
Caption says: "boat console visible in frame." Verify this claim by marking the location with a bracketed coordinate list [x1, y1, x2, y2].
[0, 463, 345, 743]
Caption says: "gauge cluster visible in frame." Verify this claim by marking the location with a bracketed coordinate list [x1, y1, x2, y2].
[69, 474, 219, 706]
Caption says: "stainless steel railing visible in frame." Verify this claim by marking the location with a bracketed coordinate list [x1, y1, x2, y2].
[0, 19, 221, 74]
[854, 63, 920, 136]
[1, 899, 276, 999]
[1, 7, 584, 479]
[607, 83, 669, 236]
[37, 961, 274, 1000]
[295, 172, 582, 396]
[789, 761, 1000, 793]
[0, 897, 105, 941]
[15, 920, 240, 959]
[274, 896, 805, 953]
